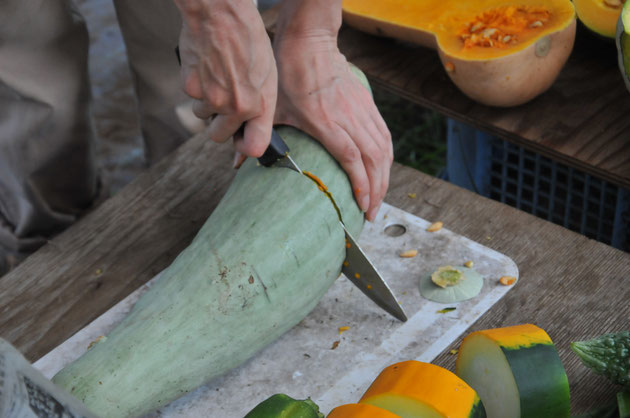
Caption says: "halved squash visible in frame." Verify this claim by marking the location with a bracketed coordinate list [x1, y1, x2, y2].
[574, 0, 626, 38]
[342, 0, 577, 107]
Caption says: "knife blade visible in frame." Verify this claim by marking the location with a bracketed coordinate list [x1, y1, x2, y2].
[341, 222, 408, 322]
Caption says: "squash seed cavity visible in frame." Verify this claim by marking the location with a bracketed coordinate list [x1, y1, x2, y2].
[459, 6, 551, 49]
[420, 266, 484, 303]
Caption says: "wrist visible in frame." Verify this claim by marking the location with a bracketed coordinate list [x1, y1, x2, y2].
[275, 0, 342, 42]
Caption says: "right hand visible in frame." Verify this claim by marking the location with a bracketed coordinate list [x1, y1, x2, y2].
[174, 0, 277, 158]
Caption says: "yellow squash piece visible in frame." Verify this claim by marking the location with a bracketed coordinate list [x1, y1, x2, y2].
[328, 403, 402, 417]
[574, 0, 625, 38]
[343, 0, 577, 106]
[359, 361, 486, 417]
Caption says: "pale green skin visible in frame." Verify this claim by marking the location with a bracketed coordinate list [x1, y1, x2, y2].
[52, 121, 365, 415]
[617, 2, 630, 92]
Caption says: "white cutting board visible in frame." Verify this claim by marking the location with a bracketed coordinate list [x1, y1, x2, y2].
[35, 203, 518, 417]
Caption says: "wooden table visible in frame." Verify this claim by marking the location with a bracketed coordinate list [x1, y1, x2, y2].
[333, 20, 630, 189]
[1, 129, 628, 414]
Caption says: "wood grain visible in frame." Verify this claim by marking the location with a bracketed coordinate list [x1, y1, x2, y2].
[0, 130, 628, 413]
[336, 23, 630, 188]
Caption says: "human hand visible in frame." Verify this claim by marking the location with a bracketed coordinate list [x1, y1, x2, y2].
[273, 35, 393, 221]
[174, 0, 277, 159]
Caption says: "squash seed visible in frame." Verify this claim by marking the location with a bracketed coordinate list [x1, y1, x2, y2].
[399, 249, 419, 258]
[529, 20, 543, 28]
[499, 276, 517, 286]
[427, 221, 443, 232]
[502, 35, 512, 43]
[482, 28, 498, 38]
[470, 22, 484, 32]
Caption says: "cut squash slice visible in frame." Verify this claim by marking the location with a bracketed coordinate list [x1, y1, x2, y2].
[456, 324, 570, 418]
[617, 1, 630, 92]
[574, 0, 625, 39]
[359, 361, 486, 418]
[342, 0, 576, 106]
[328, 403, 401, 417]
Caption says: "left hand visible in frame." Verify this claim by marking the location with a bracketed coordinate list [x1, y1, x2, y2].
[273, 34, 393, 221]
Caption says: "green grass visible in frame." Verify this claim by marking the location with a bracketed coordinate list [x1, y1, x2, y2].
[373, 86, 447, 177]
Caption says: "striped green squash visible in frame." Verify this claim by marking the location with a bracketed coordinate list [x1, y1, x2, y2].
[51, 67, 368, 417]
[456, 324, 570, 418]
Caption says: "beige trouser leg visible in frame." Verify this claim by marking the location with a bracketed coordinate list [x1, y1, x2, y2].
[0, 0, 98, 256]
[112, 0, 191, 165]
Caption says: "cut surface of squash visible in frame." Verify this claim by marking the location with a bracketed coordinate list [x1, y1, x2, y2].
[327, 403, 401, 417]
[574, 0, 625, 38]
[420, 266, 484, 303]
[360, 361, 486, 418]
[456, 324, 570, 418]
[342, 0, 576, 106]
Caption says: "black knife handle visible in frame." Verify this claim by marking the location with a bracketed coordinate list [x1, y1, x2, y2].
[258, 129, 290, 167]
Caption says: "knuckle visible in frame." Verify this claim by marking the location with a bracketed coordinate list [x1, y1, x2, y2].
[339, 142, 362, 165]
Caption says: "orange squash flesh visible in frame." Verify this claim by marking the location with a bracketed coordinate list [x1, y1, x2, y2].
[328, 403, 402, 417]
[342, 0, 577, 106]
[359, 361, 486, 417]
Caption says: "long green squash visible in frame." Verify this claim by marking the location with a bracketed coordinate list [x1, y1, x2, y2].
[51, 69, 367, 417]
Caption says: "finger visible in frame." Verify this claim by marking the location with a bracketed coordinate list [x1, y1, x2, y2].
[322, 124, 371, 214]
[234, 113, 274, 158]
[192, 99, 215, 120]
[365, 120, 390, 221]
[205, 113, 244, 144]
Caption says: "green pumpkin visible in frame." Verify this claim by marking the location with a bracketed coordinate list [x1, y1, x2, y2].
[52, 68, 369, 417]
[617, 1, 630, 92]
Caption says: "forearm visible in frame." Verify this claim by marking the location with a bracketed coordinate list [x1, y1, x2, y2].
[173, 0, 260, 33]
[275, 0, 343, 41]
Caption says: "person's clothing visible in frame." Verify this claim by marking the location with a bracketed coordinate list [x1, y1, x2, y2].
[0, 0, 191, 271]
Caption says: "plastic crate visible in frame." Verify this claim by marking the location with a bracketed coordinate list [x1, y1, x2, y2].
[445, 119, 630, 251]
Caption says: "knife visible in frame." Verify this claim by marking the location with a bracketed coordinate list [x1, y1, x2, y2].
[341, 222, 408, 322]
[260, 133, 407, 322]
[257, 128, 302, 174]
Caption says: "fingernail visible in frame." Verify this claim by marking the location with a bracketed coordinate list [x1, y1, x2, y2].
[359, 195, 370, 213]
[233, 152, 246, 169]
[366, 203, 382, 222]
